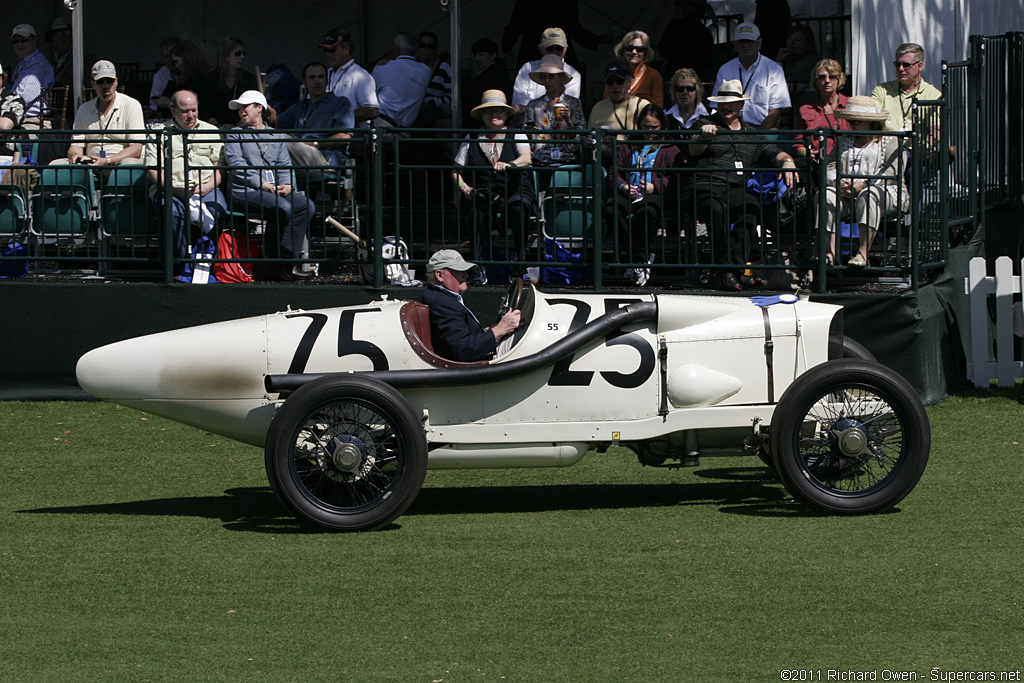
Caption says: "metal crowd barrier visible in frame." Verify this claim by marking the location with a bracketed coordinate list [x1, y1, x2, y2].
[0, 118, 957, 291]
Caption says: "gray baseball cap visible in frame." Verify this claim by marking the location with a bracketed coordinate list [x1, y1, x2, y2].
[426, 249, 476, 273]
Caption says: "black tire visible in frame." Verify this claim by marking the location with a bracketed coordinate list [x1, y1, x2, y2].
[829, 337, 877, 363]
[265, 375, 427, 531]
[770, 359, 930, 515]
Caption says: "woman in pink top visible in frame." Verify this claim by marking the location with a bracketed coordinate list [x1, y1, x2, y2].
[793, 59, 851, 170]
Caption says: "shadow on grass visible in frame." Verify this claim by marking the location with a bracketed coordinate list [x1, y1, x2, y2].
[408, 468, 804, 517]
[17, 467, 818, 530]
[17, 487, 306, 534]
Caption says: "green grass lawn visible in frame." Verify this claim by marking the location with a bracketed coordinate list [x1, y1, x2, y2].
[1, 394, 1022, 682]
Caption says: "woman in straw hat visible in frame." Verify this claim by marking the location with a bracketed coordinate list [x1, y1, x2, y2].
[816, 95, 909, 267]
[452, 89, 535, 281]
[522, 54, 586, 168]
[684, 79, 798, 291]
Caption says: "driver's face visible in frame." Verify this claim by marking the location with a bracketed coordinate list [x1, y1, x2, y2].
[437, 268, 470, 294]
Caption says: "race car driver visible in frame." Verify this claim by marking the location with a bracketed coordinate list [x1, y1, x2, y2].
[421, 249, 521, 362]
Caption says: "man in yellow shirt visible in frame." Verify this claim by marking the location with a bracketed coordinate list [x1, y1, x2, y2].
[870, 42, 941, 132]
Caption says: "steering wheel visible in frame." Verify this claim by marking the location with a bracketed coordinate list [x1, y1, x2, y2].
[496, 277, 523, 319]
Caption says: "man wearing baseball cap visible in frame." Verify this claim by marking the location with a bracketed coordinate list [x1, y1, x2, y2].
[511, 28, 582, 110]
[9, 23, 55, 129]
[63, 60, 145, 166]
[587, 62, 650, 142]
[711, 22, 790, 129]
[319, 27, 379, 127]
[420, 249, 521, 362]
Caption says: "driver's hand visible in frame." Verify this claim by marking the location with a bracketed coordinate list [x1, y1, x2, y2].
[493, 309, 521, 339]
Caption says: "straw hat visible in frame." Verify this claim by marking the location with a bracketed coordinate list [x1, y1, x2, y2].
[707, 79, 751, 103]
[471, 89, 515, 119]
[529, 54, 571, 85]
[835, 95, 890, 122]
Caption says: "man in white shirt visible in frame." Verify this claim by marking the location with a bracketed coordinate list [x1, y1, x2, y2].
[711, 22, 790, 129]
[371, 33, 432, 127]
[63, 60, 145, 166]
[511, 27, 581, 111]
[320, 28, 379, 127]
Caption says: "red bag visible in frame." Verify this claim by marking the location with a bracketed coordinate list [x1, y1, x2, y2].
[212, 231, 260, 283]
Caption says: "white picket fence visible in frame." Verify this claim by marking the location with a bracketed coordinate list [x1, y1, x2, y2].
[966, 256, 1024, 387]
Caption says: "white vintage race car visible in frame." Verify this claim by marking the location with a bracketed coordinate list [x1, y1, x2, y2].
[76, 281, 930, 531]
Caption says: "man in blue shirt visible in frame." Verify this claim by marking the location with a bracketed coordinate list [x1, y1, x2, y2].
[9, 23, 55, 129]
[277, 61, 354, 168]
[421, 250, 521, 362]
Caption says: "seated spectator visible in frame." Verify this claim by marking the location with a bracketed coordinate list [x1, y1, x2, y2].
[420, 249, 521, 363]
[665, 68, 709, 130]
[372, 33, 432, 128]
[9, 23, 55, 130]
[144, 90, 227, 262]
[776, 24, 819, 100]
[462, 38, 511, 127]
[685, 80, 797, 291]
[320, 28, 379, 127]
[0, 62, 27, 162]
[793, 59, 851, 172]
[201, 36, 259, 127]
[416, 31, 453, 128]
[657, 0, 714, 84]
[161, 41, 208, 118]
[589, 62, 650, 166]
[45, 18, 72, 86]
[148, 37, 179, 116]
[224, 90, 314, 281]
[712, 22, 791, 130]
[61, 61, 145, 167]
[605, 30, 663, 107]
[276, 62, 354, 170]
[605, 103, 680, 287]
[452, 90, 534, 282]
[816, 97, 908, 267]
[512, 28, 582, 111]
[870, 42, 941, 132]
[522, 55, 586, 169]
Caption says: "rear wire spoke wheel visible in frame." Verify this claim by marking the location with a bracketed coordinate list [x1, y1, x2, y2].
[770, 359, 930, 515]
[266, 375, 427, 531]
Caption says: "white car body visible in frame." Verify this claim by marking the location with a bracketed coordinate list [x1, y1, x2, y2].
[77, 285, 928, 530]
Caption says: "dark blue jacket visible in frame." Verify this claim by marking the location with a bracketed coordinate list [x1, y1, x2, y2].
[421, 285, 497, 362]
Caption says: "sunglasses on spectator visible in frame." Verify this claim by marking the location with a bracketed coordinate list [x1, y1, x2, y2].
[322, 46, 338, 54]
[817, 73, 840, 81]
[544, 45, 564, 53]
[11, 36, 30, 44]
[894, 60, 920, 69]
[674, 84, 697, 93]
[605, 76, 627, 85]
[419, 42, 436, 49]
[625, 45, 646, 53]
[233, 50, 245, 57]
[95, 78, 115, 85]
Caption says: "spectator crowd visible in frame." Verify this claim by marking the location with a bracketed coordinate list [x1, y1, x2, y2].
[0, 6, 942, 288]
